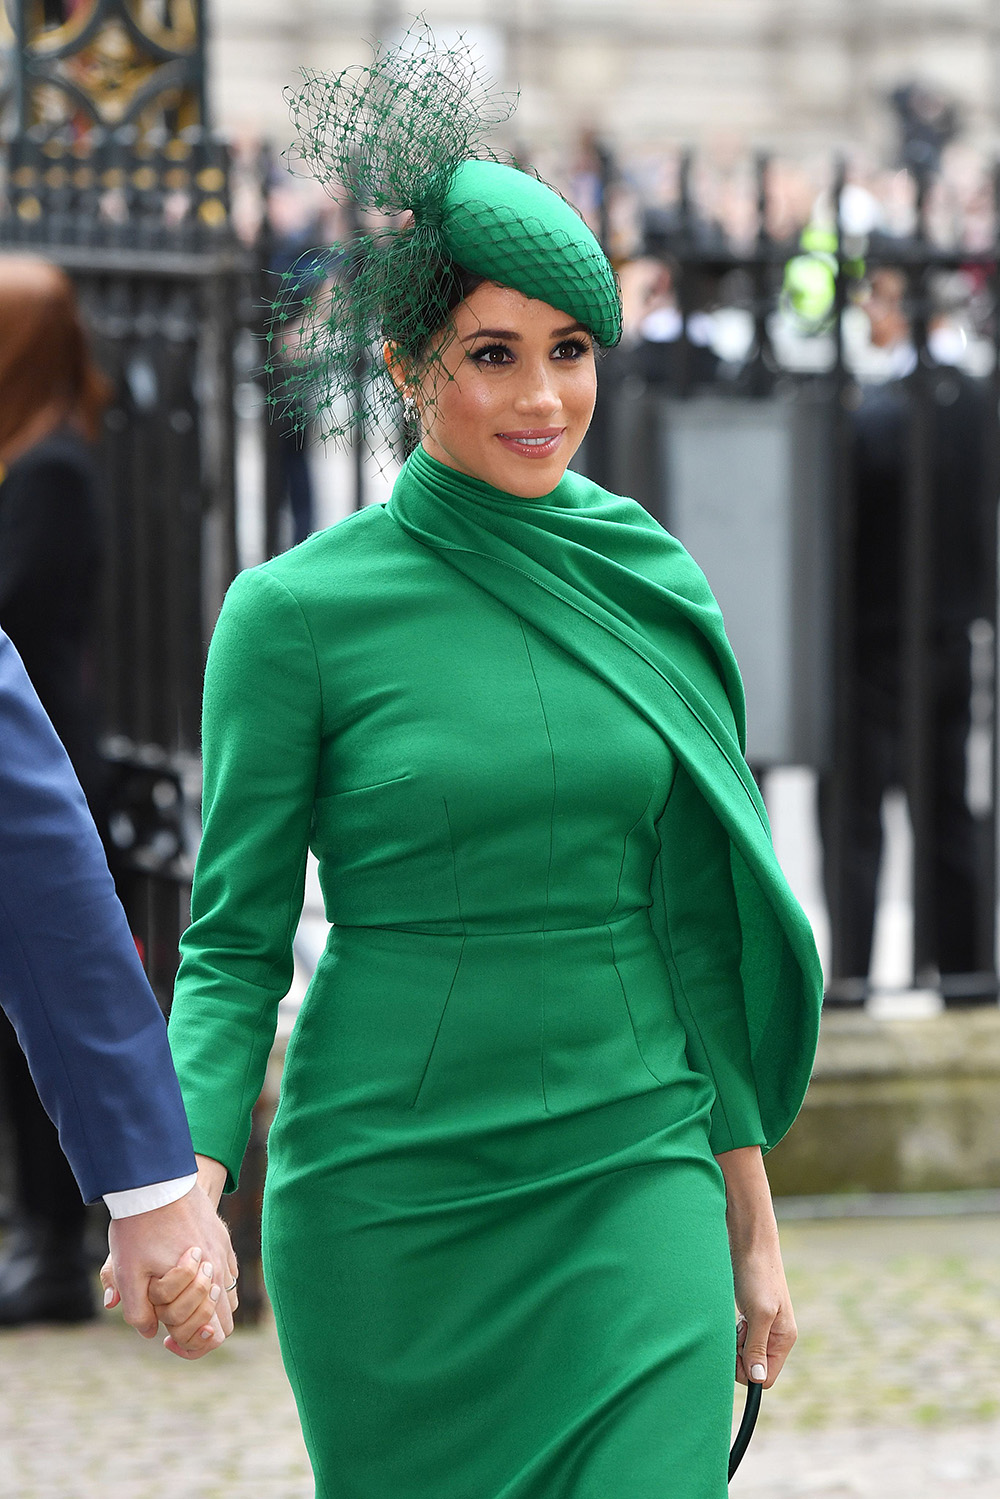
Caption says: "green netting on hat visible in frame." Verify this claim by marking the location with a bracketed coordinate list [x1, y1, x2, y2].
[283, 22, 513, 217]
[265, 21, 623, 455]
[442, 161, 621, 348]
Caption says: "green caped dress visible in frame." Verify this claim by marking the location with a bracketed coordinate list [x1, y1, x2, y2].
[168, 445, 822, 1499]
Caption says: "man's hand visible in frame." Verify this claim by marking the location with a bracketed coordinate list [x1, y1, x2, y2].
[101, 1183, 238, 1356]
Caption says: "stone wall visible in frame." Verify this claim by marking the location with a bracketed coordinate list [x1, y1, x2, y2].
[766, 1010, 1000, 1197]
[208, 0, 1000, 160]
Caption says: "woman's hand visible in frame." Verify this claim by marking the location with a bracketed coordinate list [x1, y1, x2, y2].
[731, 1238, 796, 1390]
[716, 1146, 797, 1390]
[150, 1246, 226, 1358]
[189, 1155, 239, 1330]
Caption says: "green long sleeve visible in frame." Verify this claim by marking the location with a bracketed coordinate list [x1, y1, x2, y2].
[651, 765, 765, 1156]
[169, 566, 322, 1187]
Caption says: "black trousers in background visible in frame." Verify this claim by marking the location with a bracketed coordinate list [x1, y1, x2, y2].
[819, 639, 981, 987]
[0, 1008, 86, 1235]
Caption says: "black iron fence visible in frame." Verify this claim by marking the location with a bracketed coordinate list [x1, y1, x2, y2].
[580, 152, 1000, 1003]
[0, 233, 251, 1001]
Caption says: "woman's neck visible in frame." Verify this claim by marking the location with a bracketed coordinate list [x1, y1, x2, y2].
[412, 441, 565, 506]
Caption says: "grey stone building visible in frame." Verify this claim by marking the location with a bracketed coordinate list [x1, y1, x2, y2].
[211, 0, 1000, 159]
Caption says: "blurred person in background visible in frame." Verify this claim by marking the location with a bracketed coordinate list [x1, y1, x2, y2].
[0, 255, 114, 1323]
[890, 81, 960, 181]
[264, 176, 343, 547]
[617, 252, 721, 390]
[821, 266, 993, 1006]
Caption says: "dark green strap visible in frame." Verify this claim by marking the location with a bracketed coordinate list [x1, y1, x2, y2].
[729, 1380, 762, 1481]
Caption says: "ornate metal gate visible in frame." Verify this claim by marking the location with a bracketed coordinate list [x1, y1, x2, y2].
[1, 0, 247, 1001]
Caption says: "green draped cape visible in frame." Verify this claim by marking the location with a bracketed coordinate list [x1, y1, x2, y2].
[387, 444, 823, 1150]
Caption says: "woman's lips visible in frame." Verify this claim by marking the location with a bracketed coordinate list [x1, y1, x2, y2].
[495, 428, 565, 458]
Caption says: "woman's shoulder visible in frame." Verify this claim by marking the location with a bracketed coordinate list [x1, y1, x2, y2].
[563, 467, 721, 606]
[5, 428, 94, 480]
[271, 500, 399, 568]
[219, 503, 404, 623]
[2, 428, 96, 501]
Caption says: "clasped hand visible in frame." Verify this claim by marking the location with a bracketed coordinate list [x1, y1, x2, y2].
[100, 1182, 239, 1359]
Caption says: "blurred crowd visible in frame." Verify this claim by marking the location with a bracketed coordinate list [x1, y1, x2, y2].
[227, 75, 999, 407]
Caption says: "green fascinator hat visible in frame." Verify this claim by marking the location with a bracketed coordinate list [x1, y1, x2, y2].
[267, 23, 622, 451]
[440, 160, 620, 348]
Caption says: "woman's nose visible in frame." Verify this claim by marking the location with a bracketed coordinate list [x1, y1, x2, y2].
[513, 365, 561, 416]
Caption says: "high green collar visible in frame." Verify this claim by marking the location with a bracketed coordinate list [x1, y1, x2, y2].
[388, 443, 751, 766]
[402, 443, 572, 511]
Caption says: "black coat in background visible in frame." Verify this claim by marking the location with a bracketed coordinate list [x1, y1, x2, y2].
[0, 428, 107, 1244]
[0, 429, 105, 811]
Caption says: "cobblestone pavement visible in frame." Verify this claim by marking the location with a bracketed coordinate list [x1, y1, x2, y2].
[0, 1212, 997, 1496]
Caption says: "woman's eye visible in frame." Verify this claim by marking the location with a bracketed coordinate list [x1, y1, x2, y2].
[554, 338, 591, 360]
[470, 343, 513, 366]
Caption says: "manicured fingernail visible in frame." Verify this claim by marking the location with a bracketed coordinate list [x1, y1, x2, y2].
[210, 1284, 221, 1302]
[103, 1287, 114, 1307]
[201, 1262, 213, 1280]
[200, 1327, 213, 1340]
[750, 1363, 766, 1382]
[190, 1246, 202, 1264]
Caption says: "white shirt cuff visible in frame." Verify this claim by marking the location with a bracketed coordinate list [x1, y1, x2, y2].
[103, 1172, 199, 1220]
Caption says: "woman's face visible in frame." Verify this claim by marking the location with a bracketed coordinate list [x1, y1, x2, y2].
[398, 282, 598, 498]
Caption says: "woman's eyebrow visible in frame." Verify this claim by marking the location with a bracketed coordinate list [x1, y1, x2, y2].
[461, 322, 588, 344]
[461, 328, 521, 342]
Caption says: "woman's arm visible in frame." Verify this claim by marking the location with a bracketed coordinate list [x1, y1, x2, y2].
[168, 566, 322, 1191]
[716, 1145, 796, 1389]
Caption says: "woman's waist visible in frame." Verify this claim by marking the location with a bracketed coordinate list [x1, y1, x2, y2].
[313, 837, 659, 938]
[309, 908, 679, 1030]
[288, 907, 700, 1127]
[323, 904, 657, 953]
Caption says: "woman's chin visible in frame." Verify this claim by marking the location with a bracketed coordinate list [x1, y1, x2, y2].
[487, 449, 573, 499]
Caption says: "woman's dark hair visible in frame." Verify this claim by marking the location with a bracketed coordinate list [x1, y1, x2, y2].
[381, 254, 486, 360]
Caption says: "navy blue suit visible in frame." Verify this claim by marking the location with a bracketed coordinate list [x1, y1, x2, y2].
[0, 630, 195, 1203]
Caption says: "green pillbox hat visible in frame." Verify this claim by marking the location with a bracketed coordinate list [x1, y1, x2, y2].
[442, 160, 622, 348]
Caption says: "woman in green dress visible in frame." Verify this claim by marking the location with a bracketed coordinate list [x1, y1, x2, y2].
[167, 30, 822, 1498]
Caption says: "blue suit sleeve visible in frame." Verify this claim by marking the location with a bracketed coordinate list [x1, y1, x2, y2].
[0, 632, 196, 1202]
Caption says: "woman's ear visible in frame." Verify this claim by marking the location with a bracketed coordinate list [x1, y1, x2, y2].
[383, 341, 408, 396]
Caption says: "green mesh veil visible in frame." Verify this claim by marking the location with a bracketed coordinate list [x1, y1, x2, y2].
[265, 22, 622, 455]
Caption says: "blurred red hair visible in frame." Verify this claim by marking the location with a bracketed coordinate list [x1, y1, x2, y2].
[0, 256, 112, 458]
